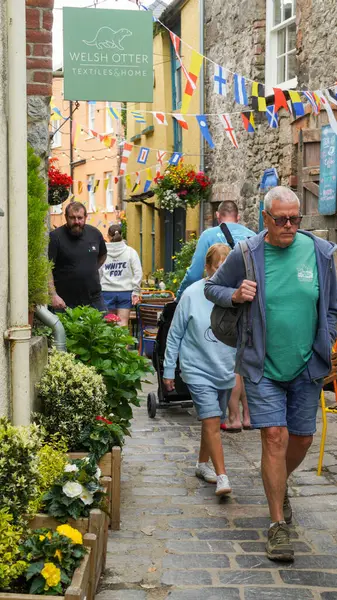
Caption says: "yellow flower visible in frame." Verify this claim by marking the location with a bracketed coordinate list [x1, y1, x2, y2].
[41, 563, 61, 588]
[171, 255, 176, 259]
[56, 524, 83, 545]
[173, 278, 177, 283]
[39, 535, 45, 541]
[46, 532, 52, 540]
[54, 549, 62, 562]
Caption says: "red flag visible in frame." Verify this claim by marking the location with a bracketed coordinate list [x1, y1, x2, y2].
[273, 88, 289, 112]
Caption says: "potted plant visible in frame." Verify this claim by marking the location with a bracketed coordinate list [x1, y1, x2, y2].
[48, 158, 73, 206]
[153, 163, 211, 212]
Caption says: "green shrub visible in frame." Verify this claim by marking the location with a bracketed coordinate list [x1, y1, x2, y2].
[36, 349, 108, 450]
[27, 145, 52, 310]
[0, 510, 26, 590]
[29, 435, 68, 514]
[151, 235, 198, 294]
[0, 419, 42, 522]
[59, 306, 153, 424]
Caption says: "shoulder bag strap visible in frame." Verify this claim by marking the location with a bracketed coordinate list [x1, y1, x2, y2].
[239, 240, 255, 348]
[220, 222, 235, 249]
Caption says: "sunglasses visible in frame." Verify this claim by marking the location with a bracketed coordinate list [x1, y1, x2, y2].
[266, 211, 303, 227]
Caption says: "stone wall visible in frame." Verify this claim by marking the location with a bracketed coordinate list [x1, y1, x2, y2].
[26, 0, 54, 158]
[203, 0, 337, 232]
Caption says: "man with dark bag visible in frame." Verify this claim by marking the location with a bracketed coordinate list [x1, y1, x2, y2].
[49, 201, 107, 311]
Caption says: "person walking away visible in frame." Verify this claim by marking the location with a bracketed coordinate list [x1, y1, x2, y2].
[163, 244, 236, 497]
[49, 201, 107, 311]
[100, 224, 142, 327]
[177, 200, 255, 432]
[205, 186, 337, 561]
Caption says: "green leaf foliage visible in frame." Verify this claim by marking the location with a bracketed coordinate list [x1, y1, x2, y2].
[151, 235, 198, 294]
[27, 145, 52, 310]
[0, 510, 26, 590]
[79, 418, 125, 461]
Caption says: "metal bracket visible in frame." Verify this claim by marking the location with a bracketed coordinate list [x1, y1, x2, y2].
[4, 325, 31, 341]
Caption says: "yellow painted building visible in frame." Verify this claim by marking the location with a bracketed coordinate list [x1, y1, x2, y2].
[126, 0, 202, 277]
[50, 76, 122, 237]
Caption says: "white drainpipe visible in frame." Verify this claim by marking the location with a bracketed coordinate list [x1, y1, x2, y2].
[4, 0, 31, 425]
[199, 0, 205, 233]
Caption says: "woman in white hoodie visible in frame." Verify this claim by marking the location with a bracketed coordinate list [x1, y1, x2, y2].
[100, 224, 143, 326]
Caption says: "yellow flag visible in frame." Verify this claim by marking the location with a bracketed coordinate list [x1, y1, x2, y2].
[181, 51, 203, 114]
[125, 174, 132, 190]
[78, 181, 83, 194]
[104, 178, 110, 190]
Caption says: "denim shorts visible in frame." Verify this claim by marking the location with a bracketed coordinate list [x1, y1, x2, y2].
[102, 291, 132, 310]
[187, 384, 232, 421]
[244, 367, 323, 436]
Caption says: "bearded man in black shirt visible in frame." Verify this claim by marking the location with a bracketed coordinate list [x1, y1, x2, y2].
[49, 202, 107, 310]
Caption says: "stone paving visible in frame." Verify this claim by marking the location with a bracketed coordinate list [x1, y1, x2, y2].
[98, 377, 337, 600]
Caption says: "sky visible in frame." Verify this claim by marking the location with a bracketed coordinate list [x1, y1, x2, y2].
[53, 0, 170, 68]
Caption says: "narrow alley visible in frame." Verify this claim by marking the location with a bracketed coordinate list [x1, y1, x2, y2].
[97, 378, 337, 600]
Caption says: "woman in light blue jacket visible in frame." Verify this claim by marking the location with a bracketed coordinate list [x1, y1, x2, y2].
[163, 244, 236, 497]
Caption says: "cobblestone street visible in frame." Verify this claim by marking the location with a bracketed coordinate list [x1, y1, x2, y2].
[98, 377, 337, 600]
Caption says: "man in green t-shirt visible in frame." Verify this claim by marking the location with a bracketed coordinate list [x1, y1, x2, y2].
[205, 186, 337, 562]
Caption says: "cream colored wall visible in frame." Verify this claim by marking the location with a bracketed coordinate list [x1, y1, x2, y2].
[126, 0, 201, 276]
[50, 78, 122, 239]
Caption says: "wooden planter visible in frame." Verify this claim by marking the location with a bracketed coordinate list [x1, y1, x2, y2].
[0, 534, 93, 600]
[67, 447, 121, 530]
[28, 508, 108, 593]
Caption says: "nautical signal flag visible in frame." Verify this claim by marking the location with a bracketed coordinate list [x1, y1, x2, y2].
[169, 32, 193, 89]
[288, 91, 305, 118]
[125, 175, 132, 191]
[234, 74, 248, 106]
[114, 177, 119, 185]
[137, 147, 150, 164]
[303, 91, 320, 114]
[169, 152, 183, 165]
[219, 114, 238, 149]
[241, 112, 255, 133]
[104, 178, 110, 191]
[157, 150, 166, 165]
[119, 142, 133, 176]
[144, 168, 153, 193]
[103, 135, 116, 149]
[252, 82, 267, 112]
[78, 181, 83, 195]
[273, 88, 289, 112]
[196, 115, 215, 149]
[172, 113, 189, 130]
[131, 111, 146, 124]
[72, 120, 82, 148]
[181, 51, 204, 114]
[316, 91, 337, 135]
[266, 105, 278, 128]
[107, 106, 120, 120]
[153, 112, 168, 125]
[51, 106, 64, 121]
[94, 180, 100, 192]
[132, 172, 141, 193]
[214, 65, 227, 97]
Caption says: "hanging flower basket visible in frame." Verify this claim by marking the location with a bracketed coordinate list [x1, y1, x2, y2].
[153, 163, 211, 212]
[48, 158, 73, 206]
[48, 185, 70, 206]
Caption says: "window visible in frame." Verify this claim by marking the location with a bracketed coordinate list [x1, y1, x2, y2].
[51, 120, 62, 148]
[266, 0, 297, 89]
[105, 171, 114, 210]
[88, 102, 95, 132]
[106, 102, 114, 133]
[88, 174, 95, 212]
[170, 21, 182, 110]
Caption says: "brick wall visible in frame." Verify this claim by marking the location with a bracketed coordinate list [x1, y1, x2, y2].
[26, 0, 54, 158]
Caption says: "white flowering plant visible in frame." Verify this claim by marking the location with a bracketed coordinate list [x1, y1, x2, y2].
[36, 349, 108, 450]
[42, 456, 106, 521]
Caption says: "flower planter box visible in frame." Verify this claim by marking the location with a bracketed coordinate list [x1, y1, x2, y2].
[0, 535, 93, 600]
[28, 509, 107, 593]
[67, 447, 121, 531]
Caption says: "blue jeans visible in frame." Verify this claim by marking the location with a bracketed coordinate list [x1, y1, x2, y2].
[187, 384, 232, 421]
[244, 366, 323, 436]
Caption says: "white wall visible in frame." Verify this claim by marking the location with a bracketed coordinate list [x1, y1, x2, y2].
[0, 0, 10, 417]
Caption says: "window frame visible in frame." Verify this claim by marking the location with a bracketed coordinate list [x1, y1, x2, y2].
[265, 0, 297, 91]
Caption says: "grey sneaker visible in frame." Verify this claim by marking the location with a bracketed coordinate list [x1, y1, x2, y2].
[195, 462, 217, 483]
[283, 486, 292, 524]
[266, 522, 294, 562]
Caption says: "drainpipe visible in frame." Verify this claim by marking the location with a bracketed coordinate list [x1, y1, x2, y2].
[5, 0, 31, 425]
[199, 0, 205, 234]
[35, 306, 67, 352]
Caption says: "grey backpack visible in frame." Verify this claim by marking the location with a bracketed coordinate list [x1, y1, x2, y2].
[210, 240, 255, 348]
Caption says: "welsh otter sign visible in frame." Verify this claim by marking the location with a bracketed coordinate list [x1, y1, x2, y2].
[63, 7, 153, 102]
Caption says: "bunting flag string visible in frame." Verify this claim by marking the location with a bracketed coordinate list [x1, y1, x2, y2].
[241, 111, 255, 133]
[219, 114, 239, 149]
[266, 105, 278, 128]
[137, 147, 150, 164]
[196, 115, 215, 149]
[172, 113, 189, 130]
[288, 91, 305, 118]
[153, 112, 168, 125]
[119, 142, 133, 175]
[273, 88, 289, 113]
[181, 50, 204, 114]
[233, 74, 249, 106]
[214, 65, 227, 97]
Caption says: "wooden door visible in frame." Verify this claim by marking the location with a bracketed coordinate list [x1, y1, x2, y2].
[297, 127, 321, 216]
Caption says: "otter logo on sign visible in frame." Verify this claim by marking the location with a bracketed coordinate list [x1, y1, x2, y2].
[83, 27, 132, 51]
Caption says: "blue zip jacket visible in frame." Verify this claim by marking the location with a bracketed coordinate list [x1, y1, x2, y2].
[176, 223, 256, 300]
[204, 230, 337, 383]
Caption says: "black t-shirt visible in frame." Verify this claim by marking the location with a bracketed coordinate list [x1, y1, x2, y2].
[49, 224, 107, 307]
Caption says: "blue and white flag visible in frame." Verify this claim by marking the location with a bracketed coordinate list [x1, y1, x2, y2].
[233, 74, 249, 106]
[137, 147, 150, 164]
[266, 105, 278, 128]
[131, 111, 146, 124]
[196, 115, 215, 149]
[169, 152, 183, 165]
[214, 65, 227, 97]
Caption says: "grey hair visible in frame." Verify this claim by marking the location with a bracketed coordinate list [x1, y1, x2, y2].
[264, 186, 300, 212]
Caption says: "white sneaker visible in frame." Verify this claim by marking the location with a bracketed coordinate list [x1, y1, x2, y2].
[215, 474, 232, 496]
[195, 461, 217, 483]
